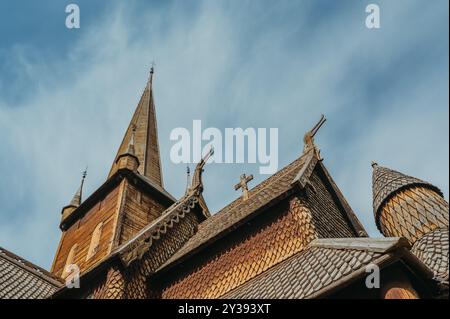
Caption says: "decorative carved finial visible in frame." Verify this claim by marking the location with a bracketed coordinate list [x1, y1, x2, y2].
[303, 114, 326, 159]
[234, 174, 254, 201]
[371, 161, 378, 168]
[190, 147, 214, 193]
[185, 165, 191, 195]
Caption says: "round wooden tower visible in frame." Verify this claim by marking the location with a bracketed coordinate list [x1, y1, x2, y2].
[371, 163, 449, 282]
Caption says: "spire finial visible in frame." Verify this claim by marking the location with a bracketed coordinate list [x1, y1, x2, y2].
[82, 166, 88, 181]
[185, 165, 191, 195]
[149, 61, 155, 87]
[69, 168, 87, 207]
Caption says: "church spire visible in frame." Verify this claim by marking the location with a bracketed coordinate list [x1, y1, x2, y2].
[108, 65, 163, 186]
[61, 169, 87, 226]
[70, 168, 87, 206]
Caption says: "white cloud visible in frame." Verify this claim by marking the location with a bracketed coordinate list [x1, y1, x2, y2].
[0, 0, 448, 268]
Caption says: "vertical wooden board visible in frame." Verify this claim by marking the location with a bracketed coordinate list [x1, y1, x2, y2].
[52, 184, 122, 278]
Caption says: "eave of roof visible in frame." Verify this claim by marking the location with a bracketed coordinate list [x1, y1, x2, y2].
[0, 246, 63, 288]
[114, 192, 207, 266]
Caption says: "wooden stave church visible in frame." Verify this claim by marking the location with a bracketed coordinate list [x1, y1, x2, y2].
[0, 69, 448, 299]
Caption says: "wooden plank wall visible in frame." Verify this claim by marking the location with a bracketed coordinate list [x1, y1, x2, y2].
[118, 182, 168, 244]
[52, 182, 123, 278]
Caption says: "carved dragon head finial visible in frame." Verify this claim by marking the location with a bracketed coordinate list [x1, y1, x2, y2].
[303, 114, 326, 158]
[189, 147, 214, 194]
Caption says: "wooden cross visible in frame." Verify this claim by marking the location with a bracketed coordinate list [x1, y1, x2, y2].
[234, 174, 254, 201]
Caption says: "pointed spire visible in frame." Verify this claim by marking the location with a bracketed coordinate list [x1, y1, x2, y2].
[69, 168, 87, 207]
[61, 169, 87, 228]
[108, 64, 163, 186]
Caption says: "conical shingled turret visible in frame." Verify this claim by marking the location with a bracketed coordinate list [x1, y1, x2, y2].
[371, 162, 448, 243]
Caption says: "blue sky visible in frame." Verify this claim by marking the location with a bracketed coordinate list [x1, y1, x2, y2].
[0, 0, 448, 269]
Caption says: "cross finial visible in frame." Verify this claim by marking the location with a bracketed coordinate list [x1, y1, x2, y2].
[234, 174, 254, 201]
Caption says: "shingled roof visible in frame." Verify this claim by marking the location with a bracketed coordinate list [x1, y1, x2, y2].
[157, 152, 312, 272]
[222, 238, 415, 299]
[157, 150, 366, 273]
[0, 247, 62, 299]
[411, 228, 449, 282]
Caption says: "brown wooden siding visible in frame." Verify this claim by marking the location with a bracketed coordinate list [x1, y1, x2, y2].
[52, 182, 123, 278]
[118, 182, 168, 244]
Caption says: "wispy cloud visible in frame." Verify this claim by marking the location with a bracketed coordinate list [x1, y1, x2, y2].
[0, 0, 448, 268]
